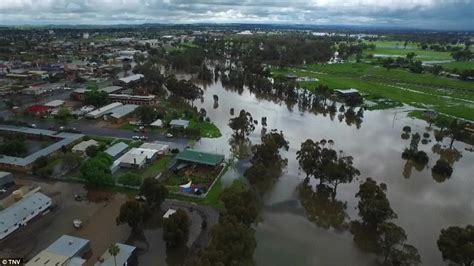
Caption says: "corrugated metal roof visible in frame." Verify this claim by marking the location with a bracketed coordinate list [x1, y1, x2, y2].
[109, 104, 138, 119]
[105, 142, 129, 157]
[85, 102, 123, 118]
[0, 192, 51, 234]
[176, 149, 224, 166]
[46, 235, 90, 258]
[118, 74, 143, 84]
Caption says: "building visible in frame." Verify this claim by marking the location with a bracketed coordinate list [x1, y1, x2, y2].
[150, 119, 163, 128]
[109, 94, 157, 106]
[114, 74, 144, 87]
[0, 192, 52, 240]
[108, 104, 138, 123]
[72, 139, 99, 154]
[170, 119, 189, 129]
[104, 142, 129, 159]
[72, 86, 123, 101]
[24, 105, 50, 116]
[85, 102, 123, 119]
[95, 243, 137, 266]
[0, 171, 14, 188]
[118, 148, 159, 169]
[0, 125, 84, 172]
[174, 149, 225, 168]
[139, 142, 169, 155]
[44, 100, 65, 109]
[26, 235, 91, 266]
[335, 88, 361, 98]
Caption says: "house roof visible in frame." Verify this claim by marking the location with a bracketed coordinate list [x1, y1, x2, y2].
[0, 192, 51, 234]
[150, 119, 163, 127]
[27, 235, 90, 266]
[95, 243, 136, 266]
[335, 88, 359, 94]
[44, 100, 65, 108]
[104, 142, 129, 158]
[109, 104, 138, 119]
[139, 142, 169, 153]
[176, 149, 225, 166]
[119, 152, 147, 166]
[46, 235, 90, 258]
[72, 139, 99, 152]
[85, 102, 123, 118]
[118, 74, 144, 84]
[25, 105, 49, 113]
[163, 208, 176, 219]
[170, 119, 189, 127]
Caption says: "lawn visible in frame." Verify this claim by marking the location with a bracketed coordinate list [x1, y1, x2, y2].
[115, 156, 172, 180]
[363, 40, 453, 61]
[189, 119, 222, 138]
[438, 61, 474, 71]
[272, 62, 474, 121]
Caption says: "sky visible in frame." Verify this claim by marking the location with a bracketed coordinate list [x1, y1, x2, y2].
[0, 0, 473, 30]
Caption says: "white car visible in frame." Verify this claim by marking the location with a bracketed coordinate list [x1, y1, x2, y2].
[132, 136, 140, 140]
[0, 188, 7, 194]
[166, 133, 174, 138]
[73, 219, 83, 228]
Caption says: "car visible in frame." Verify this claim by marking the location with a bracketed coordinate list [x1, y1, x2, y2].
[132, 136, 140, 140]
[0, 188, 7, 194]
[133, 128, 140, 132]
[139, 135, 148, 140]
[73, 219, 83, 228]
[29, 123, 37, 128]
[74, 194, 84, 201]
[166, 133, 174, 138]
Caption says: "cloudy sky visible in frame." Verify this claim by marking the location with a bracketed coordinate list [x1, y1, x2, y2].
[0, 0, 472, 30]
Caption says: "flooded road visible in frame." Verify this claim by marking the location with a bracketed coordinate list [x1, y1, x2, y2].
[192, 80, 474, 266]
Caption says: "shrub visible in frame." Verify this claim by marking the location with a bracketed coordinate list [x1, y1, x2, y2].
[432, 159, 453, 177]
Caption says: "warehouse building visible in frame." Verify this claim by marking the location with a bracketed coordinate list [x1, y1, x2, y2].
[26, 235, 91, 266]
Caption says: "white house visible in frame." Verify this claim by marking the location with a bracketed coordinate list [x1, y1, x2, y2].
[72, 139, 99, 154]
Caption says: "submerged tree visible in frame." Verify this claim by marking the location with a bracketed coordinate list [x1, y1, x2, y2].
[228, 109, 255, 139]
[116, 200, 145, 233]
[437, 225, 474, 266]
[163, 209, 190, 248]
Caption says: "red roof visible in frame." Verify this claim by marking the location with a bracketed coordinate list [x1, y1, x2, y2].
[25, 105, 49, 114]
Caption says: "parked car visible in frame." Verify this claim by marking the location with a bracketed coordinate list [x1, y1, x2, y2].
[166, 133, 174, 138]
[73, 219, 82, 228]
[132, 136, 140, 140]
[139, 135, 148, 140]
[0, 188, 7, 194]
[29, 123, 37, 128]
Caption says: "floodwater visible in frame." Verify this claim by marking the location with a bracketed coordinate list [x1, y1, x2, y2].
[192, 80, 474, 266]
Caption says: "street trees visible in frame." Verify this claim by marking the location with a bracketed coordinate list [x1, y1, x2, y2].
[163, 209, 190, 248]
[79, 153, 113, 186]
[136, 105, 156, 125]
[228, 109, 255, 139]
[437, 225, 474, 266]
[84, 87, 109, 107]
[139, 177, 168, 210]
[116, 200, 145, 233]
[221, 183, 259, 227]
[56, 107, 71, 124]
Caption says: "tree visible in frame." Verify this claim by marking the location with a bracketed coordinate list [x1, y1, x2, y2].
[32, 156, 49, 173]
[56, 107, 71, 123]
[84, 87, 109, 107]
[139, 177, 168, 210]
[108, 244, 120, 266]
[221, 182, 258, 227]
[136, 105, 156, 125]
[437, 225, 474, 266]
[85, 145, 99, 157]
[446, 119, 463, 149]
[377, 222, 421, 265]
[61, 152, 81, 171]
[432, 159, 453, 178]
[355, 178, 397, 228]
[79, 153, 113, 186]
[228, 109, 255, 139]
[116, 200, 145, 233]
[0, 135, 27, 157]
[163, 209, 190, 248]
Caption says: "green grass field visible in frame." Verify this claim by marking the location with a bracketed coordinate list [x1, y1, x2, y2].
[438, 61, 474, 71]
[189, 119, 222, 138]
[272, 62, 474, 121]
[363, 40, 453, 61]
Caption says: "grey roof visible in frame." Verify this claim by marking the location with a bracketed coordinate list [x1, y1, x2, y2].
[109, 104, 138, 119]
[100, 86, 123, 94]
[118, 74, 144, 84]
[0, 171, 12, 179]
[0, 192, 52, 234]
[95, 243, 136, 266]
[0, 171, 13, 186]
[105, 142, 129, 158]
[170, 119, 189, 128]
[0, 125, 84, 167]
[335, 88, 360, 94]
[46, 235, 90, 258]
[85, 102, 123, 119]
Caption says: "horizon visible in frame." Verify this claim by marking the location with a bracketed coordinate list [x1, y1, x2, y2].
[0, 0, 473, 31]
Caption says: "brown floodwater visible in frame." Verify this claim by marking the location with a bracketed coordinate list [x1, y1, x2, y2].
[191, 80, 474, 266]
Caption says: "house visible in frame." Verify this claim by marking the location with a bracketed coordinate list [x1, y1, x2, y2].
[174, 149, 225, 168]
[139, 142, 169, 155]
[85, 102, 123, 119]
[26, 235, 91, 266]
[72, 139, 99, 154]
[24, 105, 49, 116]
[170, 119, 190, 129]
[44, 100, 65, 109]
[118, 148, 159, 169]
[105, 142, 129, 160]
[335, 88, 361, 98]
[150, 119, 163, 128]
[0, 192, 52, 240]
[108, 104, 138, 123]
[114, 74, 144, 87]
[163, 208, 176, 219]
[95, 243, 137, 266]
[0, 171, 14, 188]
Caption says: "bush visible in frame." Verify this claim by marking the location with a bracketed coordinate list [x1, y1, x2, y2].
[432, 159, 453, 177]
[423, 132, 430, 138]
[413, 151, 429, 165]
[118, 173, 142, 187]
[402, 126, 412, 133]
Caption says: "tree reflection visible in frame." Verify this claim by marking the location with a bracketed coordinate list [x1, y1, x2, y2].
[431, 144, 462, 182]
[229, 135, 253, 160]
[298, 179, 348, 230]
